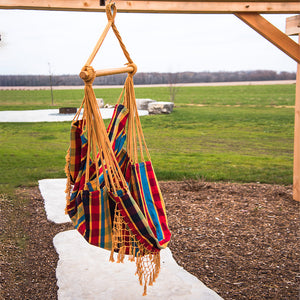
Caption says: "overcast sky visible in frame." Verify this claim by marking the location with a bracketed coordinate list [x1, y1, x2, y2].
[0, 9, 298, 75]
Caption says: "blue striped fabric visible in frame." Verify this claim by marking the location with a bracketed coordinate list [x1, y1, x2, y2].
[139, 163, 164, 241]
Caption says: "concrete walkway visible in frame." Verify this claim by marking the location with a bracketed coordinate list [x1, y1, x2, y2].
[39, 178, 223, 300]
[0, 108, 148, 122]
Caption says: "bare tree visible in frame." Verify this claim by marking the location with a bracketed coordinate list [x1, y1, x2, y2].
[48, 63, 54, 106]
[168, 72, 179, 103]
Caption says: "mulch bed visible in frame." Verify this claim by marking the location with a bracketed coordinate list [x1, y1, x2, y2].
[0, 180, 299, 299]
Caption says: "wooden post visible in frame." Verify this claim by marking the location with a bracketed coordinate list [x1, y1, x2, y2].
[294, 37, 300, 201]
[286, 15, 300, 201]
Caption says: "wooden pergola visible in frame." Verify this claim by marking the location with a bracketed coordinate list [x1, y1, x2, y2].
[1, 1, 299, 200]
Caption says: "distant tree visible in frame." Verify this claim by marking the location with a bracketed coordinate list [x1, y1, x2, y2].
[168, 73, 179, 102]
[48, 63, 54, 106]
[0, 70, 296, 87]
[0, 32, 5, 47]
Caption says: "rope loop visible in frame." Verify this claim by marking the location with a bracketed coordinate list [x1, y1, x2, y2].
[127, 63, 137, 77]
[106, 2, 117, 23]
[81, 65, 96, 85]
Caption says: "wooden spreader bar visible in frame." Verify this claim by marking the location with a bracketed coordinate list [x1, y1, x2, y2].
[80, 66, 134, 79]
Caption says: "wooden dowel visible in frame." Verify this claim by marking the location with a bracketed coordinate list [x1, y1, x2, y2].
[95, 66, 134, 77]
[80, 66, 134, 79]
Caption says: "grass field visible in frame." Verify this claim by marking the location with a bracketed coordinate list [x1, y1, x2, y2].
[0, 84, 295, 110]
[0, 84, 295, 194]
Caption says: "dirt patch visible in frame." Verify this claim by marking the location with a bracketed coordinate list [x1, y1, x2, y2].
[0, 188, 73, 300]
[0, 181, 299, 299]
[162, 181, 299, 299]
[185, 103, 295, 109]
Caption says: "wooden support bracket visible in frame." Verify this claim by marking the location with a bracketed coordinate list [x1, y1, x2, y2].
[235, 12, 300, 64]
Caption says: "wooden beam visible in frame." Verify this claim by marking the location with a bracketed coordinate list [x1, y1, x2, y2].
[286, 15, 300, 36]
[235, 13, 300, 64]
[0, 1, 299, 13]
[80, 66, 134, 80]
[293, 34, 300, 201]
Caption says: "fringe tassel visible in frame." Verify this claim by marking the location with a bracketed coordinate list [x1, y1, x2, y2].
[110, 204, 161, 296]
[109, 249, 115, 262]
[143, 282, 148, 296]
[135, 251, 160, 296]
[117, 247, 126, 263]
[64, 147, 71, 214]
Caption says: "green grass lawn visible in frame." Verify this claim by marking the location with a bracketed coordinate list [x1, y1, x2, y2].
[0, 84, 295, 110]
[144, 105, 293, 184]
[0, 84, 295, 194]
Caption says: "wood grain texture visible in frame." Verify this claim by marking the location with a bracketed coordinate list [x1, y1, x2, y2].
[0, 1, 299, 13]
[293, 35, 300, 201]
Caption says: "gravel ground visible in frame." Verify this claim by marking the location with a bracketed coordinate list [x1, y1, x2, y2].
[0, 180, 299, 299]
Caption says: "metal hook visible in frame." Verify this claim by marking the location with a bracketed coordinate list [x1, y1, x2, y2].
[101, 0, 114, 7]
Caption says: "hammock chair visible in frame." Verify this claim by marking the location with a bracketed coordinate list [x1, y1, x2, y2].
[65, 3, 171, 295]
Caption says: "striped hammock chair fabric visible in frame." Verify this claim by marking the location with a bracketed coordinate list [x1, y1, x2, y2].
[64, 3, 171, 295]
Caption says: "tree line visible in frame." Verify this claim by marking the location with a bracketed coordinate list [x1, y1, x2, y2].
[0, 70, 296, 86]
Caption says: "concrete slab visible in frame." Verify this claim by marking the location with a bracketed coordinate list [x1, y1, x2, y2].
[54, 230, 223, 300]
[39, 178, 71, 224]
[40, 178, 222, 300]
[0, 108, 148, 122]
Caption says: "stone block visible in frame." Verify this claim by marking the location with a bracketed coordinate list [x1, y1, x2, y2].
[96, 98, 104, 108]
[135, 98, 156, 110]
[104, 104, 114, 108]
[148, 101, 174, 115]
[59, 107, 77, 114]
